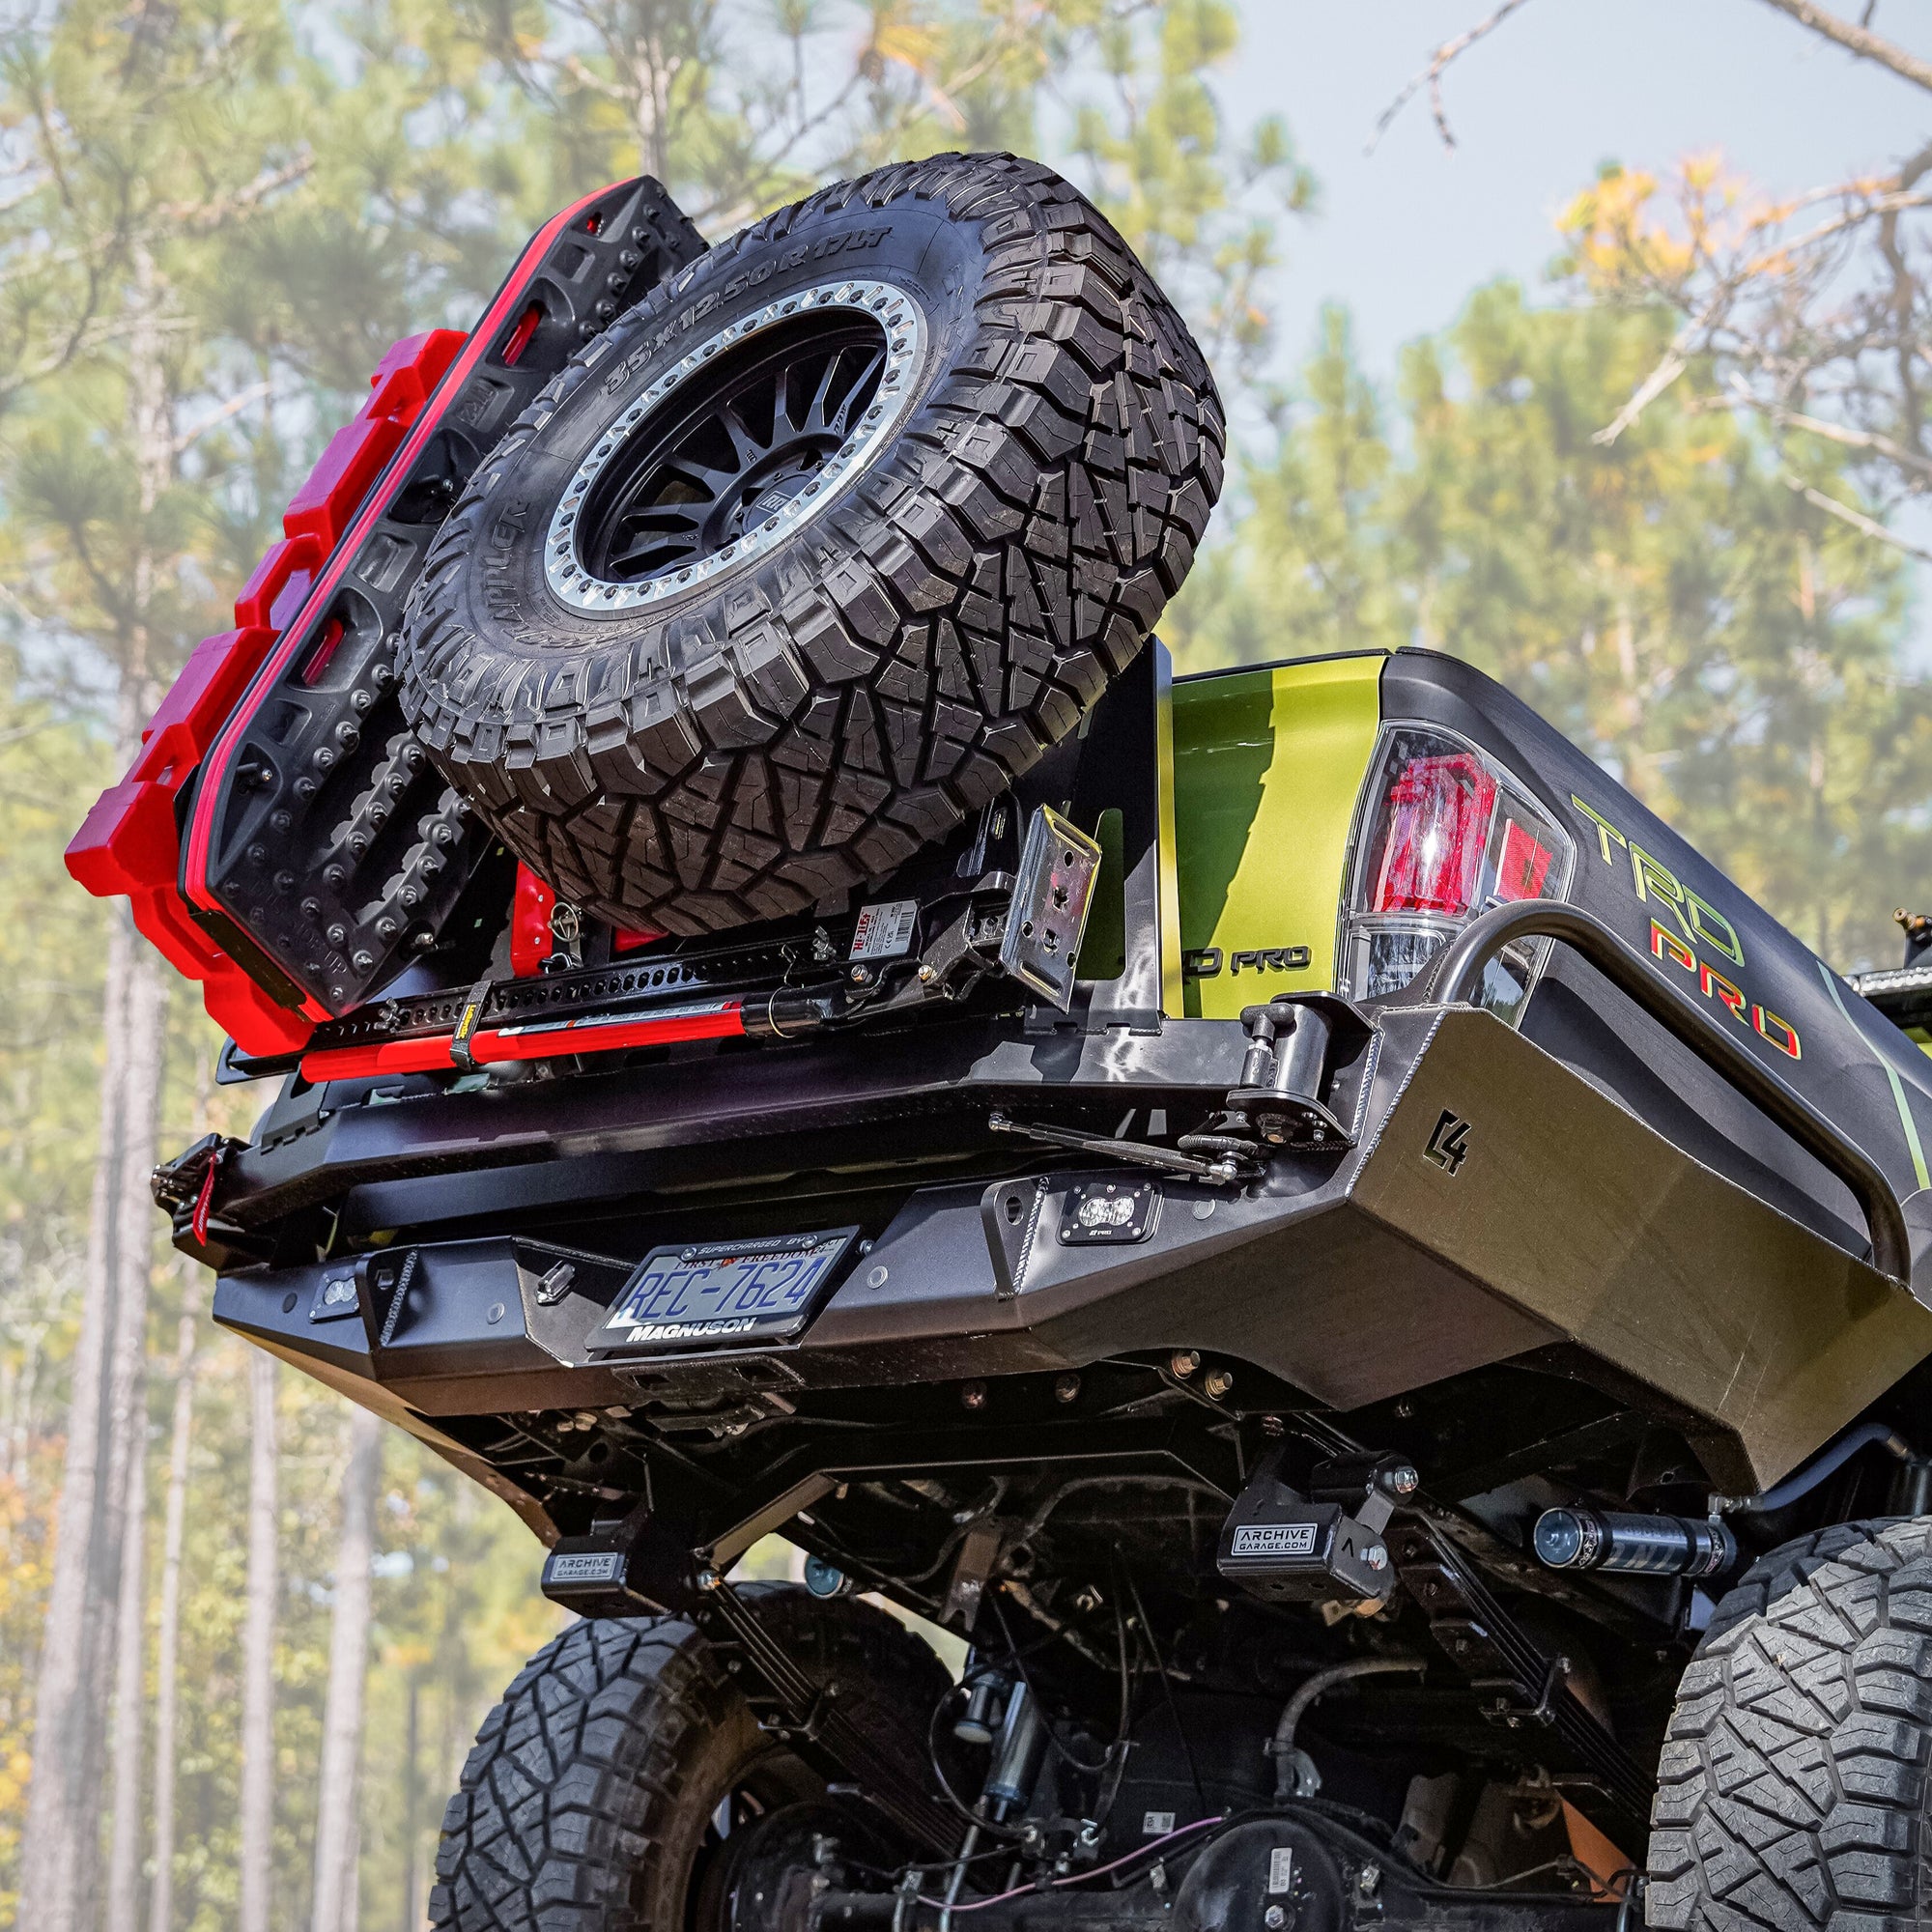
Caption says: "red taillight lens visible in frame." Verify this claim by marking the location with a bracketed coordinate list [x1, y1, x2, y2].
[1494, 817, 1554, 902]
[1372, 753, 1497, 917]
[1342, 725, 1574, 1017]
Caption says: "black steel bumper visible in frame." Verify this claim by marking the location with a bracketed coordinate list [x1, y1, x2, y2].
[213, 1002, 1932, 1503]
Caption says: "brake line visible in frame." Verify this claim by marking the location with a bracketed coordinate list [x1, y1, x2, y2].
[913, 1814, 1227, 1915]
[1117, 1560, 1206, 1814]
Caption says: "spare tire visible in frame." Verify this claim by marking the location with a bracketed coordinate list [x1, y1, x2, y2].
[398, 151, 1222, 935]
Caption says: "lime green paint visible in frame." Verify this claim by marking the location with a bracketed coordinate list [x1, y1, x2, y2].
[1884, 1060, 1929, 1193]
[1154, 646, 1184, 1018]
[1172, 669, 1273, 1019]
[1170, 653, 1386, 1020]
[1818, 961, 1932, 1193]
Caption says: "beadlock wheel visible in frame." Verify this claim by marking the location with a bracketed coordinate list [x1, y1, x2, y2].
[549, 280, 926, 612]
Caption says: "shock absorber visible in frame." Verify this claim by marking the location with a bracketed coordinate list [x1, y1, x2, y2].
[952, 1662, 1009, 1747]
[930, 1675, 1050, 1930]
[980, 1679, 1049, 1821]
[1533, 1507, 1736, 1578]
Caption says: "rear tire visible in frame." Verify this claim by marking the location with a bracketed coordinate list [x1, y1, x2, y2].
[1645, 1519, 1932, 1929]
[430, 1587, 949, 1931]
[398, 151, 1221, 936]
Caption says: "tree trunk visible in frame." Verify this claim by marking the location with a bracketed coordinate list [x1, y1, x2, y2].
[239, 1350, 280, 1932]
[343, 1805, 363, 1932]
[0, 1332, 35, 1483]
[147, 1289, 198, 1932]
[400, 1674, 420, 1932]
[91, 248, 173, 1824]
[102, 952, 163, 1932]
[16, 903, 133, 1932]
[107, 1402, 149, 1932]
[310, 1405, 383, 1932]
[18, 226, 177, 1932]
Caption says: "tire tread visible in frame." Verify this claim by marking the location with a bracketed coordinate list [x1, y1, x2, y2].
[430, 1588, 948, 1931]
[1647, 1519, 1932, 1931]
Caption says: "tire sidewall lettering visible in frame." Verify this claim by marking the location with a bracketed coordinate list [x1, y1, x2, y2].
[469, 209, 970, 644]
[596, 219, 939, 405]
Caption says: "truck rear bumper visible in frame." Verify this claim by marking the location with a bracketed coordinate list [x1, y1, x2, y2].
[215, 1005, 1932, 1498]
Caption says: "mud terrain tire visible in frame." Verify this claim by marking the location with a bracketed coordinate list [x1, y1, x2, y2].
[397, 151, 1221, 936]
[430, 1587, 949, 1931]
[1646, 1519, 1932, 1928]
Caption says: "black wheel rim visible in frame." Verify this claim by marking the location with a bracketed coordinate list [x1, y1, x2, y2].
[577, 309, 890, 589]
[690, 1787, 873, 1932]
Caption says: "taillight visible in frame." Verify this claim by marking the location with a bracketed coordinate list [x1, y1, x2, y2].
[1340, 726, 1573, 1017]
[498, 300, 544, 368]
[1372, 753, 1496, 916]
[1494, 816, 1555, 902]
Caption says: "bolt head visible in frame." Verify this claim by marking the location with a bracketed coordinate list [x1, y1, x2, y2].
[1203, 1367, 1235, 1400]
[961, 1380, 987, 1411]
[1054, 1373, 1081, 1405]
[1364, 1544, 1388, 1571]
[1264, 1909, 1288, 1930]
[1170, 1350, 1200, 1378]
[1390, 1463, 1419, 1495]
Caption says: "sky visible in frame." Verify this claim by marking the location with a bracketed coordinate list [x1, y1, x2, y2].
[1228, 0, 1932, 380]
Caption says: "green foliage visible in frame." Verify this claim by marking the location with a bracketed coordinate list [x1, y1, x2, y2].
[1067, 0, 1311, 385]
[0, 671, 109, 1247]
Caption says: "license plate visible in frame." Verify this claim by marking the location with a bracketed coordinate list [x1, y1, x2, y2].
[585, 1228, 859, 1355]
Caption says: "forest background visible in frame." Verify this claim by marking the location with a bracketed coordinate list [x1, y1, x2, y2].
[7, 2, 1932, 1929]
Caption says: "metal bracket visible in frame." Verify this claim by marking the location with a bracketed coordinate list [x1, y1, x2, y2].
[1000, 805, 1102, 1009]
[1225, 994, 1378, 1151]
[988, 1109, 1255, 1185]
